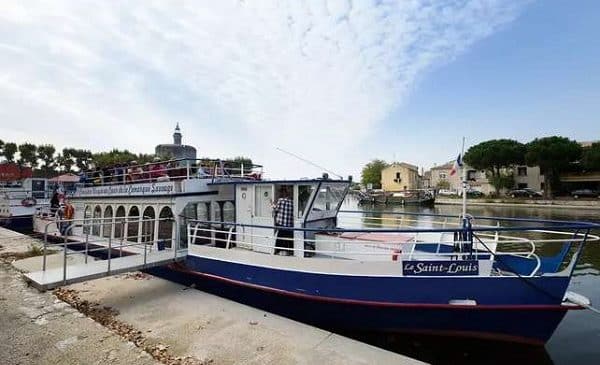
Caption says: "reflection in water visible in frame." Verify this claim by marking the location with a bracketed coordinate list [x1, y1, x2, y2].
[338, 197, 600, 365]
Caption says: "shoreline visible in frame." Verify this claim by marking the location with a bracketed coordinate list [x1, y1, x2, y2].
[435, 198, 600, 210]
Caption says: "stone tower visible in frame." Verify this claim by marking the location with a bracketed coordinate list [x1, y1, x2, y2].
[173, 123, 182, 145]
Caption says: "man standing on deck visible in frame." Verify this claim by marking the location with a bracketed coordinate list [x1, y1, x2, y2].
[272, 186, 294, 256]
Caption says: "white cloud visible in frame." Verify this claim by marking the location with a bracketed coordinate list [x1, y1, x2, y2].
[0, 0, 527, 178]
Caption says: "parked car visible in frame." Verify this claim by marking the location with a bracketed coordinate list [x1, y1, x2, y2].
[437, 189, 458, 197]
[570, 189, 599, 199]
[458, 189, 484, 198]
[507, 188, 543, 198]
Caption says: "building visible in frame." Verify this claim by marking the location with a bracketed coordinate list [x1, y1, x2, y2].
[429, 162, 495, 194]
[513, 165, 544, 191]
[155, 123, 197, 160]
[381, 162, 420, 191]
[428, 161, 545, 195]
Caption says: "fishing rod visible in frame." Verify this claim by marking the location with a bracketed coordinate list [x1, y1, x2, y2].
[275, 147, 344, 180]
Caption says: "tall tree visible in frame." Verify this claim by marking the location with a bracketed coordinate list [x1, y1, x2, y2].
[463, 139, 526, 194]
[581, 142, 600, 171]
[525, 136, 582, 198]
[361, 159, 388, 189]
[57, 148, 76, 173]
[3, 142, 18, 162]
[91, 149, 138, 168]
[18, 143, 38, 168]
[37, 144, 57, 175]
[71, 149, 93, 171]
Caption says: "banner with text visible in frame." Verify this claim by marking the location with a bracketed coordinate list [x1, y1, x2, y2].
[74, 182, 176, 197]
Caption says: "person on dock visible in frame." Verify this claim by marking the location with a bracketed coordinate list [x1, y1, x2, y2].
[272, 186, 294, 256]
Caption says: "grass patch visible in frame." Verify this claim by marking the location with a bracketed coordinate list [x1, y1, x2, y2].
[0, 244, 53, 262]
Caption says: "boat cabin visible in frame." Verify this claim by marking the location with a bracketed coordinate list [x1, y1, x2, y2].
[185, 179, 351, 257]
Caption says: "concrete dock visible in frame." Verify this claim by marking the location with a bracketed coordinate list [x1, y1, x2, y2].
[0, 227, 425, 365]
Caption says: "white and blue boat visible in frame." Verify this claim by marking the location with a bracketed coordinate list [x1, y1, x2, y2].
[30, 158, 599, 345]
[0, 177, 50, 231]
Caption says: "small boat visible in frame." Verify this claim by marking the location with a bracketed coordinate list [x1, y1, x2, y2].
[0, 178, 50, 231]
[358, 189, 435, 206]
[30, 157, 599, 345]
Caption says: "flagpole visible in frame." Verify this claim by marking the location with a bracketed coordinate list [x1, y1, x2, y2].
[461, 137, 467, 219]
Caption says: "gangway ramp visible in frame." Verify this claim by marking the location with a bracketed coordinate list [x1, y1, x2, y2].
[25, 250, 187, 291]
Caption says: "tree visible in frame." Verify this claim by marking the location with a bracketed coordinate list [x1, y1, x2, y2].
[18, 143, 38, 168]
[91, 149, 138, 168]
[224, 156, 253, 172]
[71, 149, 93, 171]
[436, 179, 450, 190]
[525, 136, 582, 198]
[37, 144, 57, 175]
[581, 142, 600, 171]
[361, 159, 388, 189]
[57, 148, 76, 173]
[464, 139, 526, 194]
[0, 139, 4, 159]
[3, 142, 18, 162]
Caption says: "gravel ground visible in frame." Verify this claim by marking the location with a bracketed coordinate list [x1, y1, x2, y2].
[0, 261, 159, 365]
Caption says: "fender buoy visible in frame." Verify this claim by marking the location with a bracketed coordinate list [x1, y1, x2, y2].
[392, 249, 401, 261]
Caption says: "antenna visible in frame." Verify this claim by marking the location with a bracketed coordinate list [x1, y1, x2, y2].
[275, 147, 344, 179]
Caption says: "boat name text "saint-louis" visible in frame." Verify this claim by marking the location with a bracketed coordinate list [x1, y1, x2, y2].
[402, 260, 479, 276]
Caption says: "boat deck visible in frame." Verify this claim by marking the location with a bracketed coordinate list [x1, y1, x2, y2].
[25, 249, 186, 291]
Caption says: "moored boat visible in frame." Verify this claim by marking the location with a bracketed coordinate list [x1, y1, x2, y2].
[30, 157, 599, 345]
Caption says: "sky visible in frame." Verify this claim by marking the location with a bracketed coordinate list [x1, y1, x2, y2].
[1, 0, 599, 179]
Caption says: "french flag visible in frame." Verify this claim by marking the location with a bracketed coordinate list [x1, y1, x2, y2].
[450, 153, 463, 176]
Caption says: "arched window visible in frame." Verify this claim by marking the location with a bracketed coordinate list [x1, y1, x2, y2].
[92, 205, 102, 236]
[127, 206, 140, 242]
[223, 201, 235, 223]
[197, 202, 210, 221]
[83, 205, 91, 234]
[158, 207, 174, 248]
[114, 206, 126, 239]
[103, 206, 113, 238]
[142, 206, 155, 244]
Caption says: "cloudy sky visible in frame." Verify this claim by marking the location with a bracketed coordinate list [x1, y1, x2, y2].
[1, 1, 599, 179]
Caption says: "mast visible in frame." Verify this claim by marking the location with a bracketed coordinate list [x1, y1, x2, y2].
[461, 137, 467, 218]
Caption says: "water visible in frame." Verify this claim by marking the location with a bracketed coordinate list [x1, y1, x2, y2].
[340, 197, 600, 365]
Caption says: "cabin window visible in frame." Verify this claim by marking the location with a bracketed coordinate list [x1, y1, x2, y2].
[127, 206, 140, 242]
[114, 206, 126, 239]
[197, 202, 211, 221]
[83, 205, 91, 234]
[158, 207, 174, 248]
[311, 183, 345, 212]
[223, 201, 235, 223]
[142, 206, 155, 244]
[297, 184, 315, 218]
[212, 201, 223, 223]
[103, 206, 113, 238]
[92, 205, 102, 236]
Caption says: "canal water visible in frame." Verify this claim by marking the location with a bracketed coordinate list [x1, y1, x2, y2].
[340, 197, 600, 365]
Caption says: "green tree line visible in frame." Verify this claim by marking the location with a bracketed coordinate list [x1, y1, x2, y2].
[0, 139, 253, 177]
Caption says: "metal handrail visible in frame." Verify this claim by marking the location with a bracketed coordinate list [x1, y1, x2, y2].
[41, 216, 179, 283]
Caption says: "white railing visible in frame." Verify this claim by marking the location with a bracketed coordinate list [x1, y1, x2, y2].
[40, 216, 184, 285]
[78, 158, 264, 187]
[186, 219, 599, 278]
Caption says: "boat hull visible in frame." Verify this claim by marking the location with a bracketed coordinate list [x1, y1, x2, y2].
[147, 254, 573, 345]
[0, 214, 33, 233]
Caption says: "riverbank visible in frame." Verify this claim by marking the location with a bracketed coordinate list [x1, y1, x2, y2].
[436, 197, 600, 210]
[0, 227, 424, 365]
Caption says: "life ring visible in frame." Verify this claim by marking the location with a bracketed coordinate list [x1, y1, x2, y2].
[21, 197, 37, 207]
